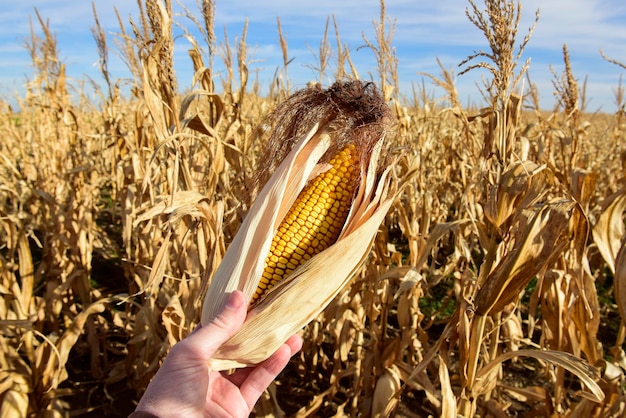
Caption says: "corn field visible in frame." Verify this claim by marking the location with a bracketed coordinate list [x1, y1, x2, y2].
[1, 0, 626, 416]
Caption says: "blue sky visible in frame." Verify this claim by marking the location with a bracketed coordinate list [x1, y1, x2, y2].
[1, 0, 625, 111]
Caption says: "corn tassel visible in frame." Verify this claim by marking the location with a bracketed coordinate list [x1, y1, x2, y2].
[253, 144, 359, 302]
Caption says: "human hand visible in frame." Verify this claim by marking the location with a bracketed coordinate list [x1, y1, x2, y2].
[132, 290, 303, 418]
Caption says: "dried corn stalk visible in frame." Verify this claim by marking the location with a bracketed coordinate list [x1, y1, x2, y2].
[460, 199, 596, 416]
[201, 81, 398, 370]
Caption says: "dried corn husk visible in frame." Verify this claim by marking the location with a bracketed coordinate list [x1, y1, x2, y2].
[200, 122, 332, 323]
[201, 81, 398, 370]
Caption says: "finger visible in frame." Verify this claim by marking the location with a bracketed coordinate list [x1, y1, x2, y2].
[226, 334, 303, 387]
[179, 290, 247, 360]
[237, 334, 303, 409]
[284, 334, 304, 353]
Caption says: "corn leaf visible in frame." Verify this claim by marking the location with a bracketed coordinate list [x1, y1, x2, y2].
[614, 245, 626, 326]
[474, 200, 575, 316]
[475, 349, 604, 403]
[591, 189, 626, 274]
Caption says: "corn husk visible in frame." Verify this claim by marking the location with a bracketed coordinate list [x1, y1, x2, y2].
[201, 122, 332, 324]
[201, 103, 397, 370]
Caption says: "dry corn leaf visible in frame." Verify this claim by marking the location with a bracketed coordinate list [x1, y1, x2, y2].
[252, 382, 285, 418]
[140, 43, 171, 141]
[0, 389, 28, 418]
[485, 400, 511, 418]
[438, 352, 456, 418]
[614, 245, 626, 326]
[475, 200, 576, 316]
[179, 89, 224, 135]
[483, 160, 548, 232]
[161, 294, 186, 346]
[16, 233, 34, 318]
[500, 383, 549, 403]
[476, 349, 604, 403]
[143, 229, 172, 296]
[135, 190, 210, 225]
[570, 168, 597, 211]
[338, 313, 358, 362]
[413, 219, 469, 272]
[501, 310, 523, 353]
[35, 299, 108, 393]
[592, 189, 626, 274]
[572, 267, 602, 364]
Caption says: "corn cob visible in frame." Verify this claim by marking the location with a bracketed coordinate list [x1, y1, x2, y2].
[252, 143, 360, 302]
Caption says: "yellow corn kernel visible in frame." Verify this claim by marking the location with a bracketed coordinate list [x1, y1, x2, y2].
[252, 144, 359, 302]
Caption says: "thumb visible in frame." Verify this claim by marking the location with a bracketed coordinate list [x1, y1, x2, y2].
[183, 290, 248, 360]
